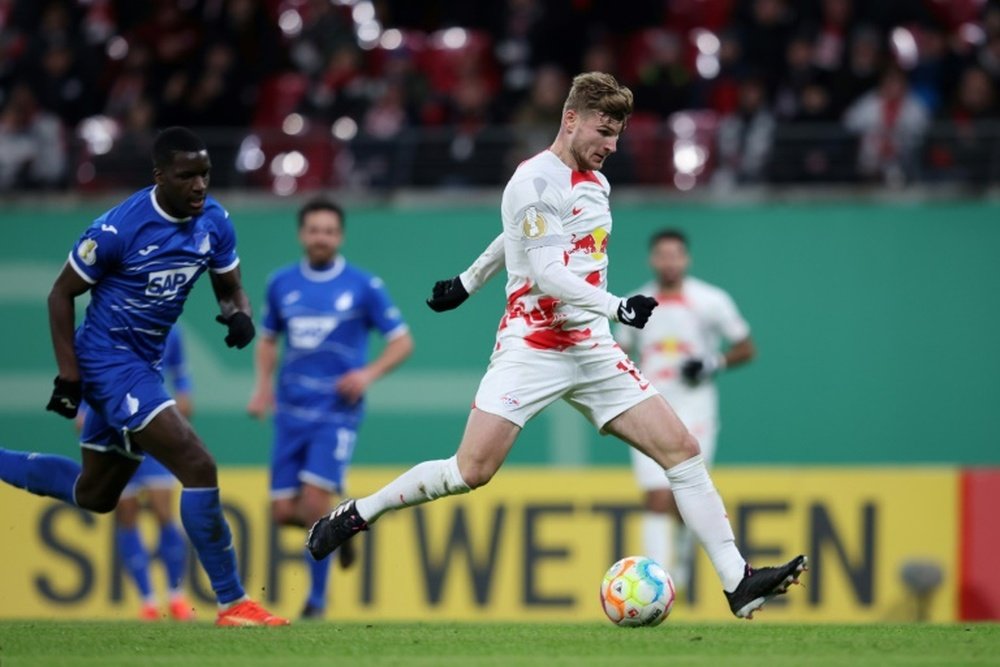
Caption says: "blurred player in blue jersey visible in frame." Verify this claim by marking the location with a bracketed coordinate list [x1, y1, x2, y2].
[92, 326, 194, 621]
[247, 199, 414, 619]
[0, 127, 288, 626]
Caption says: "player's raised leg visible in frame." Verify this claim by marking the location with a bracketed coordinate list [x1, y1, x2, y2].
[0, 444, 139, 512]
[132, 407, 288, 626]
[307, 409, 519, 560]
[604, 395, 806, 619]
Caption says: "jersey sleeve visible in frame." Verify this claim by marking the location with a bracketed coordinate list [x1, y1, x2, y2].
[459, 233, 505, 294]
[209, 209, 240, 274]
[710, 290, 751, 343]
[613, 321, 638, 353]
[260, 274, 283, 338]
[364, 276, 408, 340]
[67, 214, 125, 284]
[163, 326, 193, 394]
[507, 176, 567, 251]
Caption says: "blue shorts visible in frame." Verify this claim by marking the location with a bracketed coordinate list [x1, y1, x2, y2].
[78, 354, 175, 460]
[270, 413, 357, 498]
[121, 456, 176, 498]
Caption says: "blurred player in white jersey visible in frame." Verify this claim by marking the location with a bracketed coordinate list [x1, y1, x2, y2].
[308, 72, 805, 619]
[616, 229, 755, 591]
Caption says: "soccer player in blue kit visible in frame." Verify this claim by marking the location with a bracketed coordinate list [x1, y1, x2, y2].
[247, 199, 414, 619]
[0, 127, 288, 627]
[106, 325, 194, 621]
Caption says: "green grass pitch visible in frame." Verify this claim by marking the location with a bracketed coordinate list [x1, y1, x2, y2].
[0, 621, 997, 667]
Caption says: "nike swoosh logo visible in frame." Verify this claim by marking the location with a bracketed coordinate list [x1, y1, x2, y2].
[572, 207, 583, 216]
[620, 307, 635, 322]
[101, 224, 118, 234]
[60, 397, 76, 409]
[138, 245, 159, 256]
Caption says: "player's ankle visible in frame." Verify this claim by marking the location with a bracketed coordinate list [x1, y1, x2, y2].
[217, 595, 250, 611]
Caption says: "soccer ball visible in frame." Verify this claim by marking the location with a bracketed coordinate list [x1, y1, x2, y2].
[600, 556, 676, 627]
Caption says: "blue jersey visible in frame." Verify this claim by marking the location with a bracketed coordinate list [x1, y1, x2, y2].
[68, 186, 238, 365]
[261, 256, 407, 423]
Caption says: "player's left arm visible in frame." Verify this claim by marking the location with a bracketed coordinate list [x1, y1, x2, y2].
[210, 267, 255, 349]
[208, 211, 255, 349]
[681, 290, 755, 383]
[337, 331, 414, 404]
[338, 278, 415, 403]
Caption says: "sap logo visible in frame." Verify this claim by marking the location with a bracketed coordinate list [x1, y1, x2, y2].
[288, 316, 338, 350]
[145, 266, 199, 298]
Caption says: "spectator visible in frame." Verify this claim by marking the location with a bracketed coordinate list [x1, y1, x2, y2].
[774, 31, 825, 120]
[289, 0, 355, 76]
[633, 30, 694, 118]
[830, 25, 884, 114]
[926, 66, 998, 184]
[506, 64, 569, 167]
[714, 76, 776, 184]
[843, 66, 930, 183]
[810, 0, 856, 73]
[737, 0, 796, 93]
[0, 82, 65, 190]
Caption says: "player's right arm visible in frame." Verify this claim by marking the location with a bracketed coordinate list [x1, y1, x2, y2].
[426, 233, 505, 312]
[47, 218, 123, 418]
[46, 264, 91, 418]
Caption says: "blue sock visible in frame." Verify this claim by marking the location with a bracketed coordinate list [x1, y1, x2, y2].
[179, 488, 245, 605]
[116, 525, 154, 600]
[0, 448, 79, 505]
[306, 548, 331, 610]
[157, 523, 187, 592]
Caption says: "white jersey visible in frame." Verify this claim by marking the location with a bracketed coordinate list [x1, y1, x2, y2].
[615, 277, 750, 423]
[496, 150, 614, 352]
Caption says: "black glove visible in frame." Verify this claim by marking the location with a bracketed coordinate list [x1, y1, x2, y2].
[216, 312, 255, 349]
[46, 376, 82, 419]
[680, 357, 722, 384]
[426, 275, 469, 312]
[617, 295, 658, 329]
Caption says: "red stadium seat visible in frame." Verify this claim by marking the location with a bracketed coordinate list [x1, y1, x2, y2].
[252, 72, 310, 129]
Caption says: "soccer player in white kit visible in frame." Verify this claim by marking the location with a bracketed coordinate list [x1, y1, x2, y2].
[616, 229, 756, 592]
[308, 72, 805, 618]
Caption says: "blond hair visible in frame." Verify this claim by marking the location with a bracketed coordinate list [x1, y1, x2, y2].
[563, 72, 634, 122]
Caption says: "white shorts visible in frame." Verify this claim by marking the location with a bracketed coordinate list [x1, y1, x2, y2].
[473, 339, 658, 430]
[631, 418, 718, 490]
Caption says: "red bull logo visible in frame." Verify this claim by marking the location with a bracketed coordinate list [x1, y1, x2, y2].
[569, 228, 609, 260]
[647, 337, 693, 357]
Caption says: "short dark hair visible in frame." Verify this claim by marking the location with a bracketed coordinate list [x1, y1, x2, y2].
[298, 199, 345, 230]
[153, 127, 206, 167]
[649, 228, 688, 249]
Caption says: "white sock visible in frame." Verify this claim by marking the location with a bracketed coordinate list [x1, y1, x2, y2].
[355, 455, 470, 523]
[641, 511, 674, 574]
[672, 525, 694, 591]
[665, 455, 746, 592]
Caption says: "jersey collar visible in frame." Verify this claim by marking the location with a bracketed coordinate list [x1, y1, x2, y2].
[300, 255, 346, 282]
[150, 187, 193, 224]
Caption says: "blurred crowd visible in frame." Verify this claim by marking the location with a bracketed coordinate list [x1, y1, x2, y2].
[1, 0, 999, 192]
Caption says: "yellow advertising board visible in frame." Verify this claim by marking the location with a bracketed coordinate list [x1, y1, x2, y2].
[0, 467, 958, 622]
